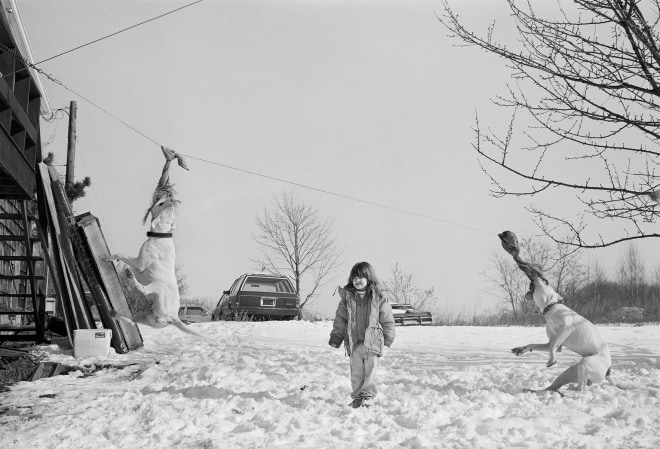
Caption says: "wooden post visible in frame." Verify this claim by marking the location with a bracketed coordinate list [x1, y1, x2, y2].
[65, 101, 77, 192]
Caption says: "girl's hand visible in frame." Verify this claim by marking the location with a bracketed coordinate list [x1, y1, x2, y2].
[328, 334, 343, 348]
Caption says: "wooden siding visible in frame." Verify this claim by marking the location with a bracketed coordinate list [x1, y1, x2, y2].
[0, 8, 42, 200]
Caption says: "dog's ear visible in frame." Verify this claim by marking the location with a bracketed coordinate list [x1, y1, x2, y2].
[142, 207, 152, 225]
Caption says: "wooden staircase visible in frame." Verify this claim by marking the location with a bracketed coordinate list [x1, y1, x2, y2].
[1, 165, 144, 353]
[0, 199, 49, 343]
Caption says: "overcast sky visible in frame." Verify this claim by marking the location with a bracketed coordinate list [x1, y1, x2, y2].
[19, 0, 660, 318]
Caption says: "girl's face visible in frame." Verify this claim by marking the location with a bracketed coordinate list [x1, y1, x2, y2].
[352, 276, 368, 291]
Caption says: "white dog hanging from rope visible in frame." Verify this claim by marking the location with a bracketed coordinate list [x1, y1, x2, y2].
[103, 146, 201, 336]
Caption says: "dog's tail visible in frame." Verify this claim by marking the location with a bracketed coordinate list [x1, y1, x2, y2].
[172, 316, 205, 338]
[111, 310, 205, 339]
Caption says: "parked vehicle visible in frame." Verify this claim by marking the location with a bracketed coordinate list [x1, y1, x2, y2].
[212, 273, 301, 321]
[178, 304, 212, 324]
[390, 303, 433, 326]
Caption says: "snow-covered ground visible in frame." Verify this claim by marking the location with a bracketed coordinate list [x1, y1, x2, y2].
[1, 321, 658, 449]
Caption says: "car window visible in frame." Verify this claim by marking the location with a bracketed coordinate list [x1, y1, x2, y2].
[229, 277, 242, 295]
[187, 308, 204, 315]
[241, 277, 294, 293]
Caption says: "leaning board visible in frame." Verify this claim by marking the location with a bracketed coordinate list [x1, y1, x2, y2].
[47, 166, 96, 330]
[76, 213, 143, 353]
[37, 163, 76, 346]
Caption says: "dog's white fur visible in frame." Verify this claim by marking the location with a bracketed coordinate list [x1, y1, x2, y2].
[103, 170, 200, 337]
[511, 277, 614, 393]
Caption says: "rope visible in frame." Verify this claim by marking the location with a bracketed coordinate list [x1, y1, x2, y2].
[0, 36, 493, 236]
[2, 0, 205, 78]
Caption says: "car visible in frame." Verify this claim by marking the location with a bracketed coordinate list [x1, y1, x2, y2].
[178, 304, 212, 324]
[390, 303, 433, 326]
[212, 273, 301, 321]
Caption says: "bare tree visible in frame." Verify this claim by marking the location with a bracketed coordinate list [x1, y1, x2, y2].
[616, 243, 646, 302]
[175, 263, 189, 296]
[483, 252, 529, 319]
[381, 263, 437, 310]
[548, 236, 589, 302]
[571, 261, 609, 317]
[252, 191, 342, 309]
[440, 0, 660, 248]
[653, 265, 660, 287]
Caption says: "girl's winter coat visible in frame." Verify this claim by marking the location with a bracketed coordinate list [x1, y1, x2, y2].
[330, 286, 396, 356]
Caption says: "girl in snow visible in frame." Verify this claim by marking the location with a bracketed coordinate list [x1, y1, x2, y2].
[328, 261, 396, 408]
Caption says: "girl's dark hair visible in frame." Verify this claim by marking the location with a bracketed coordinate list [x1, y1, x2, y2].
[344, 261, 380, 290]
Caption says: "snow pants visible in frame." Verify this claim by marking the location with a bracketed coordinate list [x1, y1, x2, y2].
[350, 343, 378, 400]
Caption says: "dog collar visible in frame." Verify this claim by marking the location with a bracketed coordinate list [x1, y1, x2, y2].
[542, 302, 559, 315]
[147, 231, 173, 238]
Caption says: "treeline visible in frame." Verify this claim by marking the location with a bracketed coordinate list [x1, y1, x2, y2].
[476, 238, 660, 326]
[561, 280, 659, 324]
[434, 276, 660, 326]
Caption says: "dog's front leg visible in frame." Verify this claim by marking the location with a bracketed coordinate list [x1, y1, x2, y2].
[511, 343, 550, 356]
[102, 253, 148, 273]
[546, 327, 572, 367]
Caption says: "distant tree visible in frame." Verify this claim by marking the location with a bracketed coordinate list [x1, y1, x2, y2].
[569, 262, 609, 319]
[43, 152, 55, 166]
[381, 263, 436, 311]
[66, 176, 91, 203]
[653, 265, 660, 288]
[616, 244, 646, 303]
[252, 190, 342, 309]
[440, 0, 660, 248]
[175, 263, 189, 296]
[552, 249, 660, 321]
[548, 236, 589, 304]
[650, 266, 660, 318]
[484, 252, 528, 320]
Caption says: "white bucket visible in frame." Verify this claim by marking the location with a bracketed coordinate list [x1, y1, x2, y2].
[73, 329, 112, 358]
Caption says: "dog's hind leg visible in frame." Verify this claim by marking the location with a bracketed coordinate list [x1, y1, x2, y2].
[122, 266, 151, 294]
[110, 310, 162, 329]
[545, 363, 579, 393]
[576, 355, 612, 392]
[103, 255, 153, 289]
[126, 311, 170, 329]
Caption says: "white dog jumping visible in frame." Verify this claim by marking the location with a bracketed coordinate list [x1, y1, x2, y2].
[511, 276, 614, 393]
[104, 146, 200, 337]
[499, 231, 614, 393]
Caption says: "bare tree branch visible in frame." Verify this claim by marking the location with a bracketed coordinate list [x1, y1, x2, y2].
[381, 263, 437, 311]
[440, 0, 660, 247]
